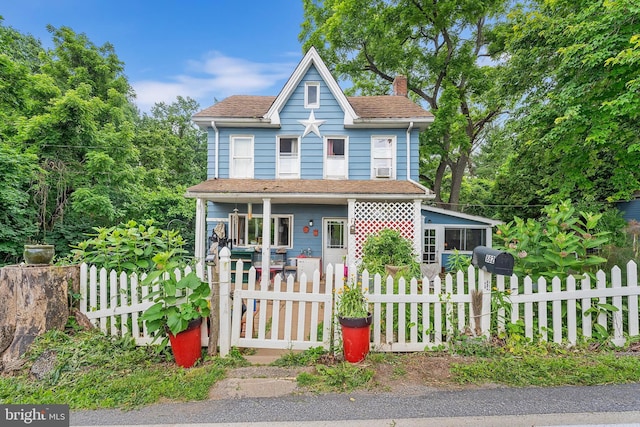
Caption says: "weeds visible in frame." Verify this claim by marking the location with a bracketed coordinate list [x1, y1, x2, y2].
[0, 329, 244, 409]
[297, 363, 374, 392]
[271, 347, 328, 367]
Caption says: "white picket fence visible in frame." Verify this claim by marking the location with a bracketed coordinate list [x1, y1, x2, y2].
[78, 253, 640, 353]
[78, 263, 210, 346]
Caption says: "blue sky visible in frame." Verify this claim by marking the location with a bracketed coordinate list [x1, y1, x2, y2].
[1, 1, 306, 112]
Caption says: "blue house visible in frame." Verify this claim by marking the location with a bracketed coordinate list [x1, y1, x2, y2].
[187, 47, 497, 281]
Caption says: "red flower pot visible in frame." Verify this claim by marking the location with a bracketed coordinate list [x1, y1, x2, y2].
[338, 314, 372, 363]
[167, 318, 203, 368]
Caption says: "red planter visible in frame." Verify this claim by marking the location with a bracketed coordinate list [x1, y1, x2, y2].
[339, 314, 372, 363]
[167, 318, 203, 368]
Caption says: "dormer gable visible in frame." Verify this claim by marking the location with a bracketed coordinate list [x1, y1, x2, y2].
[265, 46, 358, 126]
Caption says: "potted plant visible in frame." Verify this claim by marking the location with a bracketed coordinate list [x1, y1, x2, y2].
[141, 250, 211, 368]
[336, 279, 372, 363]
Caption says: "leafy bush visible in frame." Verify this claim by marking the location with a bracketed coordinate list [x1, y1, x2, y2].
[495, 199, 611, 281]
[140, 252, 211, 338]
[69, 219, 189, 273]
[360, 229, 420, 278]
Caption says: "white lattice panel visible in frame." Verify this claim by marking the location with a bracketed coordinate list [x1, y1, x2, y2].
[353, 201, 416, 260]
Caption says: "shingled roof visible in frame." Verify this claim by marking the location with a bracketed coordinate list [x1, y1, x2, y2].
[193, 95, 432, 121]
[186, 179, 433, 203]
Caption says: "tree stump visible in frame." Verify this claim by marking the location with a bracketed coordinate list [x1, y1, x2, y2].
[0, 264, 79, 370]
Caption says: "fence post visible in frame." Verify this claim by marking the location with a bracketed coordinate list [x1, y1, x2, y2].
[478, 269, 492, 336]
[218, 247, 232, 357]
[207, 261, 219, 356]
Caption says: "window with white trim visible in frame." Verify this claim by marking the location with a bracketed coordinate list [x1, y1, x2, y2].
[231, 214, 292, 248]
[230, 136, 253, 178]
[324, 137, 347, 178]
[305, 82, 320, 109]
[277, 137, 300, 178]
[371, 136, 395, 179]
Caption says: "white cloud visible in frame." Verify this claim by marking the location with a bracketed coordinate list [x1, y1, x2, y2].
[132, 51, 295, 113]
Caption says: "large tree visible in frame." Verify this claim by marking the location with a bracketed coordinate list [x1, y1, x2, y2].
[0, 22, 205, 264]
[300, 0, 510, 209]
[489, 0, 640, 215]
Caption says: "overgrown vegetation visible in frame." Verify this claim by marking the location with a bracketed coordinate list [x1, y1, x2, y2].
[297, 363, 375, 393]
[68, 219, 190, 272]
[495, 200, 612, 281]
[0, 22, 205, 265]
[0, 325, 245, 409]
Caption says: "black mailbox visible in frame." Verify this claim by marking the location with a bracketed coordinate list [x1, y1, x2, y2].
[471, 246, 514, 276]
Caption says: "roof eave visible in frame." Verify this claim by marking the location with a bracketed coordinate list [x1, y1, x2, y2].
[349, 117, 434, 129]
[192, 116, 278, 129]
[185, 191, 433, 203]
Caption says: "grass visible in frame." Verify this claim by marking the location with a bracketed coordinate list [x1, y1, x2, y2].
[0, 327, 248, 410]
[451, 353, 640, 387]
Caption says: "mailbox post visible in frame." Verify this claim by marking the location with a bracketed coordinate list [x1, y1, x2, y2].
[471, 246, 515, 337]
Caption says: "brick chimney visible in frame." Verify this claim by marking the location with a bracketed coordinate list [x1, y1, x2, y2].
[392, 75, 408, 97]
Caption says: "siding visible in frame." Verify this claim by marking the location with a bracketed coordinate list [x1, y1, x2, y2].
[206, 64, 421, 182]
[423, 210, 493, 226]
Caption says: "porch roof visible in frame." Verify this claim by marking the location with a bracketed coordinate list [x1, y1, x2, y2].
[185, 178, 434, 204]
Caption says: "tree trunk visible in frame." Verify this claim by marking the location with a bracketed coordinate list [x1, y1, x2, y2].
[448, 153, 469, 211]
[0, 265, 78, 370]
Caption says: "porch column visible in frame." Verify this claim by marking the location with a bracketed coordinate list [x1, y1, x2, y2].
[195, 198, 207, 279]
[260, 198, 272, 288]
[413, 199, 423, 263]
[347, 199, 356, 268]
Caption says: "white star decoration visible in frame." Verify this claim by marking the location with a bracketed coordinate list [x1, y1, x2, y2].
[298, 110, 325, 138]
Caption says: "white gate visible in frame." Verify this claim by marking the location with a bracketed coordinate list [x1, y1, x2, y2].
[219, 247, 334, 356]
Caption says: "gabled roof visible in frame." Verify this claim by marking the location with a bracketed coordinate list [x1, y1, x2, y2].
[192, 47, 433, 129]
[265, 46, 357, 126]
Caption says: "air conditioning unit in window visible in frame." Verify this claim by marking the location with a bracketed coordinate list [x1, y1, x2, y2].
[375, 167, 392, 178]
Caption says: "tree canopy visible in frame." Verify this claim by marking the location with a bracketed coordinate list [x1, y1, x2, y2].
[0, 21, 205, 265]
[488, 0, 640, 215]
[300, 0, 510, 210]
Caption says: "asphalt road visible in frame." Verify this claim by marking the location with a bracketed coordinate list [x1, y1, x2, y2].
[71, 383, 640, 426]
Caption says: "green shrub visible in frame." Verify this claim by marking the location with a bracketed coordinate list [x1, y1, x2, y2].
[495, 199, 611, 281]
[360, 229, 420, 278]
[69, 219, 188, 273]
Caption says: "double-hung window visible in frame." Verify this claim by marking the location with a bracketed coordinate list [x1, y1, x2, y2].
[230, 136, 253, 178]
[371, 136, 395, 179]
[325, 137, 347, 178]
[305, 82, 320, 109]
[277, 137, 300, 178]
